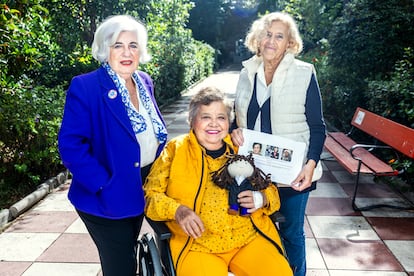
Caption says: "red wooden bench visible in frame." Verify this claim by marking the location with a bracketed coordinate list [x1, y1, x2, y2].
[324, 107, 414, 211]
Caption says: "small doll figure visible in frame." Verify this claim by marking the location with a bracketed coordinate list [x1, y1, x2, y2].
[211, 153, 271, 216]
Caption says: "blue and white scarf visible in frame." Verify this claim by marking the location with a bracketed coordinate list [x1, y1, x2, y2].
[103, 63, 168, 143]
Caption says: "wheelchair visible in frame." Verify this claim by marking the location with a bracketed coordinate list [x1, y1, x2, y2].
[138, 218, 175, 276]
[137, 211, 286, 276]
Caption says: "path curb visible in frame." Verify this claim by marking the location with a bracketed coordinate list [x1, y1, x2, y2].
[0, 171, 70, 231]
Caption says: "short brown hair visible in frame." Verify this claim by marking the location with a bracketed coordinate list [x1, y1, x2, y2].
[188, 87, 233, 128]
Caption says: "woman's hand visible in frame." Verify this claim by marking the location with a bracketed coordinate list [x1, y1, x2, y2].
[230, 128, 244, 147]
[291, 160, 317, 191]
[175, 205, 204, 239]
[238, 190, 266, 213]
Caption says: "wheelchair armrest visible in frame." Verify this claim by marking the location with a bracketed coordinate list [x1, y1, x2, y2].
[269, 211, 285, 223]
[144, 217, 176, 276]
[146, 217, 172, 241]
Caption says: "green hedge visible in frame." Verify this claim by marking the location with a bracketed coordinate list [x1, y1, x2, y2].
[0, 78, 66, 208]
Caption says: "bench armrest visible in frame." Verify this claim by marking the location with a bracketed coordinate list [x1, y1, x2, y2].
[350, 144, 402, 175]
[350, 144, 395, 160]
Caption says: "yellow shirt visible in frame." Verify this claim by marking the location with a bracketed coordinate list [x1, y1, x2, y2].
[191, 154, 257, 253]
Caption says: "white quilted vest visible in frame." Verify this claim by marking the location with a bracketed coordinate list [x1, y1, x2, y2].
[235, 53, 315, 157]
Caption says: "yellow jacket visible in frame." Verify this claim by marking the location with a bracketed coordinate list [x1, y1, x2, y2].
[144, 130, 285, 272]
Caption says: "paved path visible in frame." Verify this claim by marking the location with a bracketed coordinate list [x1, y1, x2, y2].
[1, 64, 414, 276]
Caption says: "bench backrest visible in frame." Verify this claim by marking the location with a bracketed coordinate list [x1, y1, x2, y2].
[351, 107, 414, 159]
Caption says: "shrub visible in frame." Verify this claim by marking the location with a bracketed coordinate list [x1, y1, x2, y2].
[325, 0, 414, 130]
[141, 0, 215, 105]
[0, 78, 66, 209]
[366, 48, 414, 127]
[366, 48, 414, 185]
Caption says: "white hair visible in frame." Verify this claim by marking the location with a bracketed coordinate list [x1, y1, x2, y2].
[92, 15, 151, 63]
[245, 12, 303, 56]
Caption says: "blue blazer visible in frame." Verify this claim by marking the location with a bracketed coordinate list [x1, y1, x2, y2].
[58, 66, 166, 219]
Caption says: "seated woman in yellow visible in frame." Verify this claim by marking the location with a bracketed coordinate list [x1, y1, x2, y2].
[144, 87, 292, 276]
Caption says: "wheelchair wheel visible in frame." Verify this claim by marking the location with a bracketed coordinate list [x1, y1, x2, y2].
[138, 232, 163, 276]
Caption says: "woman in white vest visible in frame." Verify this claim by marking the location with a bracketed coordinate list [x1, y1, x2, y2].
[231, 12, 326, 276]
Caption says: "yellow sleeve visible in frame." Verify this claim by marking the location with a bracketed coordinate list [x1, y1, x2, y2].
[261, 184, 281, 215]
[144, 143, 181, 221]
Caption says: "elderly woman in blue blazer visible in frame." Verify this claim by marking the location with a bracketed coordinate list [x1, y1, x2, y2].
[58, 15, 167, 276]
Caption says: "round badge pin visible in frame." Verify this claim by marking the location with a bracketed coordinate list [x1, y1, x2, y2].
[108, 89, 117, 99]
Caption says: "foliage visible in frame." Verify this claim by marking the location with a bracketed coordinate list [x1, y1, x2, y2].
[0, 2, 66, 208]
[142, 0, 215, 104]
[285, 0, 344, 52]
[389, 159, 414, 186]
[143, 0, 192, 101]
[324, 0, 414, 129]
[175, 39, 215, 90]
[1, 2, 53, 82]
[188, 0, 259, 65]
[44, 1, 148, 49]
[39, 0, 151, 87]
[188, 0, 227, 46]
[0, 77, 66, 208]
[365, 47, 414, 186]
[366, 48, 414, 127]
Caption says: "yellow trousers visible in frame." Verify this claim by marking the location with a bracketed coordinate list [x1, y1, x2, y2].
[178, 235, 293, 276]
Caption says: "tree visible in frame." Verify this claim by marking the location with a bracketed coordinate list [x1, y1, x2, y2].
[43, 0, 150, 52]
[188, 0, 262, 64]
[1, 2, 67, 208]
[367, 47, 414, 127]
[37, 0, 152, 87]
[325, 0, 414, 129]
[1, 2, 55, 82]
